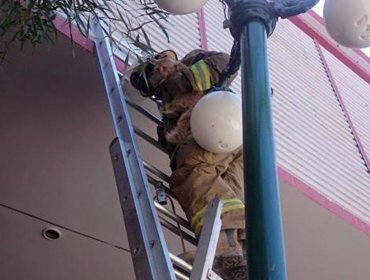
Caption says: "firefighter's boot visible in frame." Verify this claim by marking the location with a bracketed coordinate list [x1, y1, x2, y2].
[213, 229, 248, 280]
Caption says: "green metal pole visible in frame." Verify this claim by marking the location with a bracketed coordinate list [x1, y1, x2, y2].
[240, 20, 287, 279]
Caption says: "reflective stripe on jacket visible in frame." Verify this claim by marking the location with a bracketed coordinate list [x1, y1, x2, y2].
[191, 198, 245, 235]
[189, 60, 213, 91]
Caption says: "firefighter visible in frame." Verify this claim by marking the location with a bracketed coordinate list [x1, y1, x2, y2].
[130, 49, 247, 280]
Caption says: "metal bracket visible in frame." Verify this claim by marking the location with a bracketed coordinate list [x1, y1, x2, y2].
[207, 269, 223, 280]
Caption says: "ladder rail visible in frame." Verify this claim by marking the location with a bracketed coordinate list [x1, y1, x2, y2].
[190, 199, 223, 280]
[93, 18, 176, 280]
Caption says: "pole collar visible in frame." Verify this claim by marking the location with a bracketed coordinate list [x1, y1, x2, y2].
[229, 0, 277, 40]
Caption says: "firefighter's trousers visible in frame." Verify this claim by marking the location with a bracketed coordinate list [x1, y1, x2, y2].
[169, 141, 246, 258]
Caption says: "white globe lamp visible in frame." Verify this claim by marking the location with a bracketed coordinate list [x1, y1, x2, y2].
[154, 0, 208, 15]
[323, 0, 370, 48]
[190, 91, 243, 154]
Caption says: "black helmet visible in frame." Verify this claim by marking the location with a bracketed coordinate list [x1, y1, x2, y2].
[130, 60, 155, 98]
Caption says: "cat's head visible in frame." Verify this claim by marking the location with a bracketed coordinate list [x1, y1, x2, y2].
[130, 50, 179, 99]
[149, 57, 187, 89]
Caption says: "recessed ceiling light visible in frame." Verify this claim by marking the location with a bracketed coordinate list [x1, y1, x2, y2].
[42, 227, 62, 240]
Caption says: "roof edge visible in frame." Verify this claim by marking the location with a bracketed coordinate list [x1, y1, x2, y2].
[54, 16, 126, 73]
[289, 12, 370, 85]
[307, 10, 370, 65]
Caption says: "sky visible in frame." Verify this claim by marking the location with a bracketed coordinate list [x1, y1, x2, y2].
[312, 1, 370, 57]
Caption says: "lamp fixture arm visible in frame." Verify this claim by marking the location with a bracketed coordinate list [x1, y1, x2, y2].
[273, 0, 320, 18]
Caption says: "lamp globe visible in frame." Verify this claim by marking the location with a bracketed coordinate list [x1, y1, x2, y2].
[190, 90, 243, 154]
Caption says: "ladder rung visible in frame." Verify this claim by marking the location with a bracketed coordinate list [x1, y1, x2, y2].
[170, 253, 192, 274]
[171, 254, 225, 280]
[155, 202, 193, 232]
[134, 127, 169, 154]
[144, 161, 171, 182]
[160, 219, 198, 246]
[174, 270, 190, 280]
[126, 97, 163, 126]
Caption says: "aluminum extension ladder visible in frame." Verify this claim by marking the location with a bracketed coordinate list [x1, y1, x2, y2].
[92, 18, 224, 280]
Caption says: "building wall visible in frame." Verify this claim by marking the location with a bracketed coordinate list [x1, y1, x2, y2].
[0, 38, 135, 280]
[281, 180, 370, 280]
[270, 20, 370, 226]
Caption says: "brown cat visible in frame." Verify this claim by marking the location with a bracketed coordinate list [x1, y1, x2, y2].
[149, 57, 205, 145]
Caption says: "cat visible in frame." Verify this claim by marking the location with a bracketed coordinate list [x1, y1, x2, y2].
[149, 56, 205, 145]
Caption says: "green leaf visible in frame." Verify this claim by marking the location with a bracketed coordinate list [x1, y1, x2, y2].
[0, 0, 170, 63]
